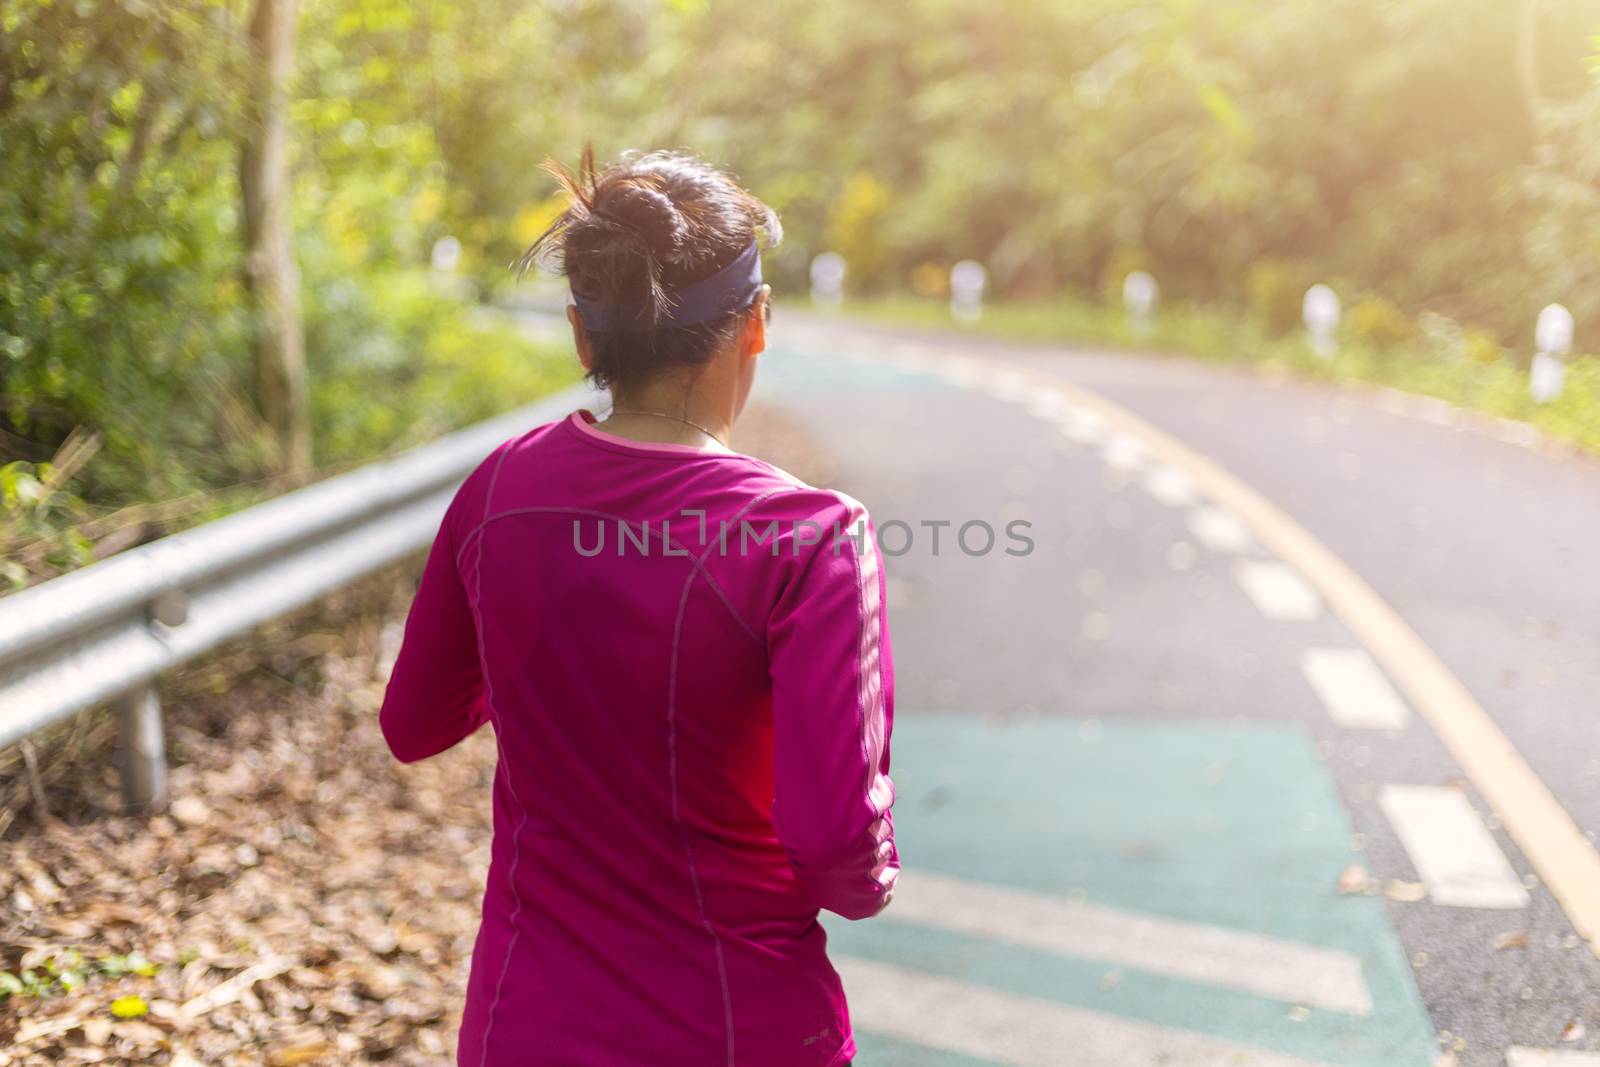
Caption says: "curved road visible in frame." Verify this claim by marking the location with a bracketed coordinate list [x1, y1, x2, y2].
[731, 310, 1600, 1067]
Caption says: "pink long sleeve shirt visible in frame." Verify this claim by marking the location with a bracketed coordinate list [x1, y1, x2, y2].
[379, 408, 898, 1067]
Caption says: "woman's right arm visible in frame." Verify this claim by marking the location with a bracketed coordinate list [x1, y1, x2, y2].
[766, 494, 898, 921]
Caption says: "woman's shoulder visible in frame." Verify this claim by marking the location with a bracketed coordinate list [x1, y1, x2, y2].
[721, 454, 874, 522]
[726, 474, 876, 565]
[439, 415, 572, 533]
[726, 451, 812, 494]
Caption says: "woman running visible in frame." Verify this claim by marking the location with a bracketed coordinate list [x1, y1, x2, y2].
[379, 145, 898, 1067]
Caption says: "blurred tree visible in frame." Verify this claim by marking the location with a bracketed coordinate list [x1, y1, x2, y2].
[0, 0, 253, 504]
[1523, 34, 1600, 343]
[8, 0, 1600, 575]
[0, 0, 557, 579]
[241, 0, 309, 476]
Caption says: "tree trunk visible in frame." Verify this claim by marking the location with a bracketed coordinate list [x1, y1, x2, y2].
[1516, 0, 1542, 132]
[240, 0, 310, 478]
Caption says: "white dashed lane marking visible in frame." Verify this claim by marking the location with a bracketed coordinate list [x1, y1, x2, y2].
[1049, 406, 1107, 444]
[1142, 464, 1201, 507]
[1099, 434, 1148, 472]
[1232, 559, 1324, 621]
[1379, 785, 1531, 909]
[881, 870, 1373, 1015]
[1506, 1049, 1600, 1066]
[1186, 506, 1254, 553]
[934, 358, 983, 388]
[1300, 648, 1411, 731]
[836, 955, 1337, 1067]
[988, 370, 1033, 404]
[1024, 394, 1072, 421]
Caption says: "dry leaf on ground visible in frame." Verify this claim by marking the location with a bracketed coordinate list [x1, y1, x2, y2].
[2, 567, 496, 1066]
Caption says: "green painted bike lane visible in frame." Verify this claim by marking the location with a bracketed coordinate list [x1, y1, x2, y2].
[821, 717, 1439, 1067]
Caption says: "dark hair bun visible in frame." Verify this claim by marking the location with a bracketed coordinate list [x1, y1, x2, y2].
[592, 180, 688, 259]
[516, 144, 782, 392]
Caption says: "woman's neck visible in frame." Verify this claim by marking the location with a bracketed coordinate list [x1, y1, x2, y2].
[604, 378, 736, 449]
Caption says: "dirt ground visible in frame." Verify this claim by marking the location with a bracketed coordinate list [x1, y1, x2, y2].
[0, 556, 500, 1065]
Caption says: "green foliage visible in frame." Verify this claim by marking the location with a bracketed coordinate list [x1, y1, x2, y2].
[0, 0, 254, 505]
[1347, 295, 1414, 349]
[1245, 260, 1316, 336]
[0, 459, 94, 588]
[454, 0, 1598, 351]
[7, 0, 1600, 580]
[0, 949, 158, 1003]
[1523, 64, 1600, 338]
[826, 174, 893, 290]
[0, 0, 562, 573]
[302, 251, 575, 465]
[1463, 328, 1506, 366]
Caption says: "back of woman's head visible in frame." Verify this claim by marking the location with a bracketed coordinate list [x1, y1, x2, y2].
[516, 145, 782, 392]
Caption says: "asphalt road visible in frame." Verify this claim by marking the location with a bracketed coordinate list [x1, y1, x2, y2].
[734, 310, 1600, 1067]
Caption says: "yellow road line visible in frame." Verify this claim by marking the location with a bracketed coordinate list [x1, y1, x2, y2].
[1010, 362, 1600, 954]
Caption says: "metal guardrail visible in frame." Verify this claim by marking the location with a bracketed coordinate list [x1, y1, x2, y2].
[0, 383, 597, 811]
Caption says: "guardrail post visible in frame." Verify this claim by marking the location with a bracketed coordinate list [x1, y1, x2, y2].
[119, 685, 167, 812]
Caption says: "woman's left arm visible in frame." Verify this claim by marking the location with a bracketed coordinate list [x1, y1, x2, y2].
[379, 455, 495, 763]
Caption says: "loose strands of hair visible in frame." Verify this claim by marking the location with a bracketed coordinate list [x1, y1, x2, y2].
[511, 143, 782, 393]
[513, 144, 675, 332]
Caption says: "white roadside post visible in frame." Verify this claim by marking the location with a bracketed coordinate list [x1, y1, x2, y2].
[430, 235, 466, 298]
[950, 260, 987, 322]
[1531, 302, 1573, 404]
[1123, 270, 1159, 337]
[431, 235, 463, 274]
[1303, 284, 1341, 359]
[810, 252, 847, 308]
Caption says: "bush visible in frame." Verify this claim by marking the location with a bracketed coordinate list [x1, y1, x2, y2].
[0, 458, 93, 591]
[1348, 294, 1414, 349]
[302, 246, 574, 467]
[1462, 327, 1505, 365]
[1244, 260, 1315, 336]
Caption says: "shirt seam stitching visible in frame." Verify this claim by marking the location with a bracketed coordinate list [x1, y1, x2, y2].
[473, 444, 529, 1066]
[668, 569, 738, 1067]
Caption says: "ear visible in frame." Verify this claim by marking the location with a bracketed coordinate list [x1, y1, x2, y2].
[568, 303, 594, 371]
[740, 287, 769, 362]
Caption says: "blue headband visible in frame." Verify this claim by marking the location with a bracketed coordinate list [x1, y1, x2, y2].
[571, 239, 763, 332]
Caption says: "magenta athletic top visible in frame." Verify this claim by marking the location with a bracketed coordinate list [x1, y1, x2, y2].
[379, 408, 898, 1067]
